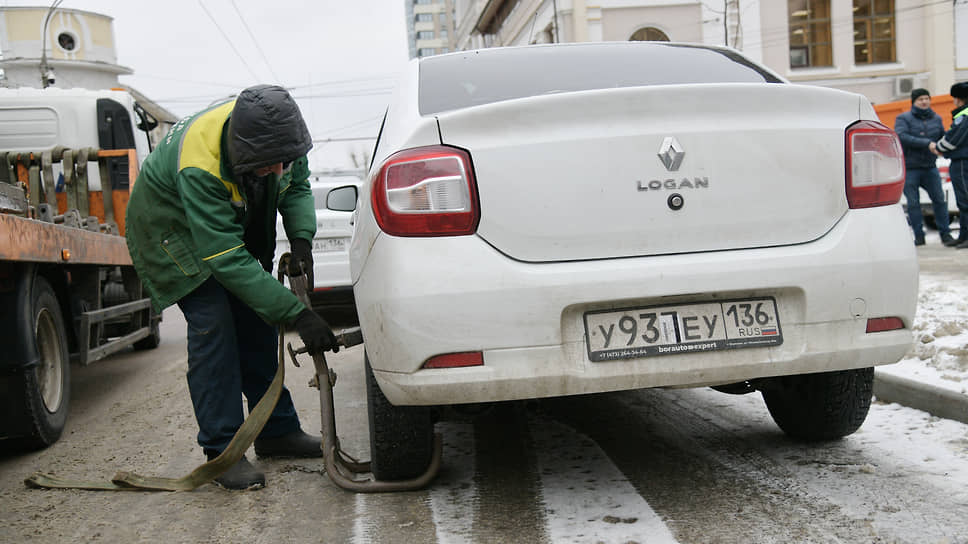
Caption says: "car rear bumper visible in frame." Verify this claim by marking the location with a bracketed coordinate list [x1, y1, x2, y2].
[355, 205, 918, 406]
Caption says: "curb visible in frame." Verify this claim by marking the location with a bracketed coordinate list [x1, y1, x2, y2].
[873, 370, 968, 425]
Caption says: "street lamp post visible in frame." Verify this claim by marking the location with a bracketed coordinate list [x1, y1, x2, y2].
[39, 0, 64, 88]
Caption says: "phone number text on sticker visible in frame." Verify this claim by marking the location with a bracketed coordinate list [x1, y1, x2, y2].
[584, 297, 783, 362]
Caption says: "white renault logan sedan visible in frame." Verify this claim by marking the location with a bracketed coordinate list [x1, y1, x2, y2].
[351, 42, 918, 480]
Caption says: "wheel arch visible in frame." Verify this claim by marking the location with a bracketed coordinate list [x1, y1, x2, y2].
[38, 264, 79, 357]
[0, 262, 39, 371]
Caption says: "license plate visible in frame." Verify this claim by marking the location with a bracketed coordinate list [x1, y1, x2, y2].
[313, 238, 347, 253]
[584, 297, 782, 362]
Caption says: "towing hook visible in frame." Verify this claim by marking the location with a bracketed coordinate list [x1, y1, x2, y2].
[278, 252, 442, 492]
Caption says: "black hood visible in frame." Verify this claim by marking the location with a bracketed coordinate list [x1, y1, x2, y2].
[227, 84, 313, 175]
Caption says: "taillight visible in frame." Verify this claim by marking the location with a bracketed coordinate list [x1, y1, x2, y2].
[845, 120, 905, 209]
[371, 145, 480, 236]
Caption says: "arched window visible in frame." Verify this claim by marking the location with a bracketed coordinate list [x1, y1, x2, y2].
[629, 27, 669, 42]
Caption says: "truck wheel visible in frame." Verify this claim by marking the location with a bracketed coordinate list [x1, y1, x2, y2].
[760, 367, 874, 441]
[8, 277, 71, 450]
[365, 354, 435, 481]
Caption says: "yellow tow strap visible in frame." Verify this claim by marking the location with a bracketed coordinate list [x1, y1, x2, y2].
[24, 330, 287, 492]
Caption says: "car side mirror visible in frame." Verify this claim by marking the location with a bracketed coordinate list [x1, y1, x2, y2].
[327, 185, 358, 212]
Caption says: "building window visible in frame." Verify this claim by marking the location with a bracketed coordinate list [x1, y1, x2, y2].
[417, 31, 435, 40]
[788, 0, 832, 68]
[629, 27, 669, 41]
[56, 31, 78, 52]
[415, 0, 433, 4]
[416, 13, 433, 22]
[853, 0, 895, 64]
[418, 48, 436, 57]
[440, 29, 448, 39]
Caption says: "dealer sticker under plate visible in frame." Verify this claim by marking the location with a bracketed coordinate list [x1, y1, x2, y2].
[584, 297, 783, 362]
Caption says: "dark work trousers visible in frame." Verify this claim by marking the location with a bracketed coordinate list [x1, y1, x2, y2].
[903, 166, 951, 238]
[951, 159, 968, 239]
[176, 276, 301, 455]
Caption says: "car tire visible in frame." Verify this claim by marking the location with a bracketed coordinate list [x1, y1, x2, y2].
[760, 367, 874, 441]
[4, 276, 71, 451]
[365, 353, 435, 481]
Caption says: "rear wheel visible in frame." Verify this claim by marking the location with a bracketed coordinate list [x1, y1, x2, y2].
[5, 276, 71, 450]
[365, 354, 435, 480]
[760, 368, 874, 441]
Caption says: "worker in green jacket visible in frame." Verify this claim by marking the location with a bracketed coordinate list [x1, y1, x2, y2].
[125, 85, 336, 490]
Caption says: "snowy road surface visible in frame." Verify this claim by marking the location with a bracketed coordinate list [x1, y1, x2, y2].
[1, 307, 966, 543]
[3, 238, 968, 543]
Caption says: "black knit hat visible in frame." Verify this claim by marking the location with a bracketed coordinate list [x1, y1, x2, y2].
[910, 88, 930, 103]
[951, 82, 968, 101]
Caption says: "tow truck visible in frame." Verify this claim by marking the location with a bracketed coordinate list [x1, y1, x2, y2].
[0, 88, 160, 450]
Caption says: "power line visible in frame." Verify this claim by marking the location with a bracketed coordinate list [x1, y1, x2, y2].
[147, 74, 396, 103]
[312, 137, 378, 143]
[230, 0, 280, 83]
[196, 0, 262, 82]
[124, 73, 250, 90]
[286, 75, 399, 91]
[293, 88, 393, 100]
[152, 87, 392, 105]
[314, 115, 384, 137]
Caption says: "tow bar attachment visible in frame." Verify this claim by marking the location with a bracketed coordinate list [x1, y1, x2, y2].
[284, 259, 443, 493]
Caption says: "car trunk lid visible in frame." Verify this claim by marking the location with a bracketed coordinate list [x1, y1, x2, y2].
[435, 83, 862, 262]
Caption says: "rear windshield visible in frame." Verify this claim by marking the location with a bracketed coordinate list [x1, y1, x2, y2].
[418, 43, 782, 115]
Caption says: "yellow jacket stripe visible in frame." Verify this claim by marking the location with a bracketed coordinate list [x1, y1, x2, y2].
[177, 100, 243, 203]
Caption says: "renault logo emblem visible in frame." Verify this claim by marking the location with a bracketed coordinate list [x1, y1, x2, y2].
[657, 137, 685, 172]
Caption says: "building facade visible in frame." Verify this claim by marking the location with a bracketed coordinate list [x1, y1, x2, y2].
[0, 6, 177, 143]
[406, 0, 458, 58]
[0, 6, 133, 89]
[452, 0, 967, 104]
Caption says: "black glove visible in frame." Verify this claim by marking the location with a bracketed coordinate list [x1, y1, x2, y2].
[289, 308, 339, 354]
[288, 238, 313, 286]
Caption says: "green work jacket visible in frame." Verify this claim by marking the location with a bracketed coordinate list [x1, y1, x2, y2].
[125, 100, 316, 325]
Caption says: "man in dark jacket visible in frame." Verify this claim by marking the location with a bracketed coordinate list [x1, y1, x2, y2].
[938, 82, 968, 248]
[895, 88, 953, 246]
[125, 85, 337, 490]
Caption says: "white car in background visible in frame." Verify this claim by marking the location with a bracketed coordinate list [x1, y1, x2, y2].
[275, 171, 361, 323]
[351, 42, 919, 481]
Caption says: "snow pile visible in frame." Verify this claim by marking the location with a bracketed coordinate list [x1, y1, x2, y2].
[879, 276, 968, 395]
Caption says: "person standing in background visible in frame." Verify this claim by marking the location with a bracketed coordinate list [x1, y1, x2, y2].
[937, 82, 968, 249]
[895, 88, 954, 246]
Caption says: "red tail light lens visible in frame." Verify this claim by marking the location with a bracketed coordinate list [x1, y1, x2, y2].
[371, 145, 480, 237]
[845, 120, 905, 209]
